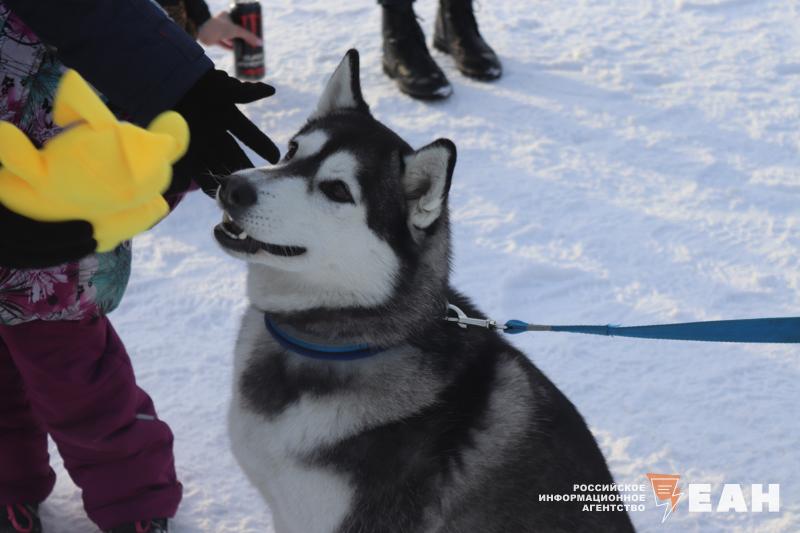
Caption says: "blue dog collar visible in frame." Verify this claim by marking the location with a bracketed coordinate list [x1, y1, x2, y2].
[264, 315, 386, 361]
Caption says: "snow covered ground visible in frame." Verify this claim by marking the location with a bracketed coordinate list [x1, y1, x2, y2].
[41, 0, 799, 531]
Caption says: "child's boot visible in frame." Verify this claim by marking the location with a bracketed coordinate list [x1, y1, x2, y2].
[1, 504, 42, 533]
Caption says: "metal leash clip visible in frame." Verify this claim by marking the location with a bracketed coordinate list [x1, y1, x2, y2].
[445, 303, 507, 331]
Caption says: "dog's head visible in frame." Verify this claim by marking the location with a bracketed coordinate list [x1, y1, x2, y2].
[215, 49, 456, 313]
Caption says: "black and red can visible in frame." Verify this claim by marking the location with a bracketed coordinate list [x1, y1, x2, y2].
[230, 0, 265, 80]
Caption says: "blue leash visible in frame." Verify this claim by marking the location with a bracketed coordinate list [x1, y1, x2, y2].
[265, 305, 800, 363]
[446, 304, 800, 344]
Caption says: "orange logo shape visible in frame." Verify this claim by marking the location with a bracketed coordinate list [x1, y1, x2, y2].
[646, 473, 683, 523]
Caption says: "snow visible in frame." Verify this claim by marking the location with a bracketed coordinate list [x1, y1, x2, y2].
[41, 0, 799, 531]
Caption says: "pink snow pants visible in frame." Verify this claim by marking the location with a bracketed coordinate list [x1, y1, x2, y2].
[0, 316, 181, 530]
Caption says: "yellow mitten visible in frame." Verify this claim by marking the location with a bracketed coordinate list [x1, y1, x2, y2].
[0, 70, 189, 251]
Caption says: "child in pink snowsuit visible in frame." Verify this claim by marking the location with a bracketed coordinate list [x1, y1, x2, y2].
[0, 7, 183, 533]
[0, 1, 275, 531]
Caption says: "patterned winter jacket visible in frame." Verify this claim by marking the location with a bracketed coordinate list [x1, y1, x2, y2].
[0, 6, 133, 325]
[0, 1, 211, 325]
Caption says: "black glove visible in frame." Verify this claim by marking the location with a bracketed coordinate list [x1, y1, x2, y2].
[0, 204, 97, 269]
[170, 69, 280, 197]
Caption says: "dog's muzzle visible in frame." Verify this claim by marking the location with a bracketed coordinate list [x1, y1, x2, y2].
[214, 213, 307, 257]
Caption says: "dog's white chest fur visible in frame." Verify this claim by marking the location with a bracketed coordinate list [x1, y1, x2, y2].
[228, 407, 353, 533]
[228, 308, 355, 533]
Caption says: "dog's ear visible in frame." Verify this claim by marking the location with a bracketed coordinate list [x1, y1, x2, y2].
[311, 49, 369, 119]
[403, 139, 456, 236]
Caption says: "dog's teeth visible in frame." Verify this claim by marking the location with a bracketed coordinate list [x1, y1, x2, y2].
[238, 231, 248, 240]
[223, 212, 232, 223]
[221, 225, 238, 239]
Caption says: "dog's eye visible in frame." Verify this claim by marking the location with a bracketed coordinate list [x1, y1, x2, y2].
[319, 180, 355, 204]
[284, 141, 298, 162]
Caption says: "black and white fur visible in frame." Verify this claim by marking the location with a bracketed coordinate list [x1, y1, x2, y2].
[215, 50, 636, 533]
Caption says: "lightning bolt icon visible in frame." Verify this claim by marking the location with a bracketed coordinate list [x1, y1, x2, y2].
[646, 473, 683, 523]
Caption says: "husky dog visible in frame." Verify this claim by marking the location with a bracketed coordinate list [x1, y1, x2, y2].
[214, 50, 635, 533]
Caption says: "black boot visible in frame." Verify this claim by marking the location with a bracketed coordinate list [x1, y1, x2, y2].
[382, 4, 453, 100]
[433, 0, 502, 80]
[1, 504, 42, 533]
[107, 518, 168, 533]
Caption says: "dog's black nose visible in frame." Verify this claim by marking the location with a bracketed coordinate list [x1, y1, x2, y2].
[220, 175, 258, 210]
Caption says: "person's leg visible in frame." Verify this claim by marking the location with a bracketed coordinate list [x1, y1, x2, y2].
[1, 317, 181, 531]
[379, 0, 453, 99]
[0, 336, 54, 506]
[433, 0, 502, 80]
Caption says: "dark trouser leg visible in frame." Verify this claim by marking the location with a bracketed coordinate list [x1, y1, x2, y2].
[0, 317, 182, 531]
[0, 337, 55, 505]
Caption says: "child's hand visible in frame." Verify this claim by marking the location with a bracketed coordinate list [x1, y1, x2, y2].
[198, 11, 262, 50]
